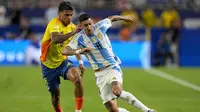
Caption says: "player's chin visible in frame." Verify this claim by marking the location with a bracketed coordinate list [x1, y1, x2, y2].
[65, 21, 70, 25]
[88, 30, 93, 34]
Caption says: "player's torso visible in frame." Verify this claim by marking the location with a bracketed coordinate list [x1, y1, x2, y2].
[80, 30, 117, 69]
[41, 18, 75, 68]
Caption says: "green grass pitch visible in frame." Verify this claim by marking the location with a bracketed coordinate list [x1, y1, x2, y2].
[0, 66, 200, 112]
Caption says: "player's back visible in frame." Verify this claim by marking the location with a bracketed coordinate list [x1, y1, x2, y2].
[40, 17, 76, 69]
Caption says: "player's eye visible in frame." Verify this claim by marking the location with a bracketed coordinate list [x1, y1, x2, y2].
[65, 14, 73, 16]
[84, 24, 88, 27]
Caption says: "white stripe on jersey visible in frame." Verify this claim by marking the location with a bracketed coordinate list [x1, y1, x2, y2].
[68, 18, 121, 70]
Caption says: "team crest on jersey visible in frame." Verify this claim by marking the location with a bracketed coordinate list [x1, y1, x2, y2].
[91, 37, 97, 43]
[86, 41, 92, 46]
[97, 32, 103, 39]
[54, 25, 59, 29]
[87, 41, 91, 44]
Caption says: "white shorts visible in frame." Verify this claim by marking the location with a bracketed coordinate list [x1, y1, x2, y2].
[94, 64, 123, 104]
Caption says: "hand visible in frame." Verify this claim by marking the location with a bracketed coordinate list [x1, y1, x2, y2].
[124, 14, 136, 23]
[80, 48, 91, 54]
[73, 24, 82, 34]
[79, 64, 85, 77]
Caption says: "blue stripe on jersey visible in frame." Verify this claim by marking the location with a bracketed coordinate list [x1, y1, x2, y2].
[100, 27, 107, 33]
[103, 33, 111, 47]
[99, 48, 116, 64]
[94, 35, 116, 65]
[112, 65, 122, 73]
[78, 35, 86, 48]
[86, 34, 104, 69]
[88, 52, 103, 69]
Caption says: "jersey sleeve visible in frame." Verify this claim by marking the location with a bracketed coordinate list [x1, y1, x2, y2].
[95, 18, 112, 33]
[68, 34, 80, 49]
[49, 22, 60, 33]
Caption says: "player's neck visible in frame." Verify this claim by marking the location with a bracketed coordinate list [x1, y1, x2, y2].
[62, 22, 70, 27]
[59, 18, 70, 26]
[84, 30, 94, 36]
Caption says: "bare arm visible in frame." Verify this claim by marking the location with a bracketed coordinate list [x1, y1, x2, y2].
[51, 31, 76, 44]
[108, 15, 136, 23]
[62, 46, 77, 56]
[75, 54, 82, 61]
[75, 51, 86, 77]
[51, 24, 82, 44]
[62, 46, 91, 56]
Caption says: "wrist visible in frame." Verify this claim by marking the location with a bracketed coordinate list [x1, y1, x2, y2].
[71, 30, 76, 35]
[75, 49, 81, 54]
[78, 60, 83, 65]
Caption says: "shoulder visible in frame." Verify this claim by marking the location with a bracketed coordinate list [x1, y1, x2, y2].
[75, 30, 84, 38]
[46, 17, 62, 29]
[48, 17, 61, 26]
[70, 31, 84, 45]
[69, 22, 76, 29]
[97, 18, 110, 24]
[94, 18, 111, 27]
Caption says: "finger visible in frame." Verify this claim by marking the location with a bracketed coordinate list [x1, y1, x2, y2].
[80, 72, 84, 78]
[81, 71, 84, 74]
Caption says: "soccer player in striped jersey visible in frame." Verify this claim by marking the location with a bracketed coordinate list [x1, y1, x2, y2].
[62, 13, 156, 112]
[40, 2, 89, 112]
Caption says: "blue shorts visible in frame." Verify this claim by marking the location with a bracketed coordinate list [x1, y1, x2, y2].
[41, 59, 76, 92]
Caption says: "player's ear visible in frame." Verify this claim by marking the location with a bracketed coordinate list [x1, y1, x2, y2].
[91, 19, 94, 24]
[58, 11, 62, 17]
[78, 24, 83, 29]
[80, 22, 84, 28]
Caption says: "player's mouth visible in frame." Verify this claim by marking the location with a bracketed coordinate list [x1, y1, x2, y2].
[65, 20, 69, 23]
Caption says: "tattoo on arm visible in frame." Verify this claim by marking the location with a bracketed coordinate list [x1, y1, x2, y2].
[51, 31, 75, 44]
[62, 46, 76, 56]
[108, 16, 125, 22]
[75, 54, 82, 60]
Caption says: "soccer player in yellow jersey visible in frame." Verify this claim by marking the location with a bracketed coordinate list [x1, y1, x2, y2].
[40, 1, 89, 112]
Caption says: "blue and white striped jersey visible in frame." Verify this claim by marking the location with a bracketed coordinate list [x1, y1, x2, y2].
[68, 18, 121, 70]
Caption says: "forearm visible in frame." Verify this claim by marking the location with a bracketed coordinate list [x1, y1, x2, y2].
[75, 54, 84, 65]
[62, 46, 80, 56]
[108, 15, 129, 22]
[51, 31, 76, 44]
[75, 54, 82, 60]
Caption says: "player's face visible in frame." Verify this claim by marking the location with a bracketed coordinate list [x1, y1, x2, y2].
[81, 18, 94, 35]
[58, 10, 73, 26]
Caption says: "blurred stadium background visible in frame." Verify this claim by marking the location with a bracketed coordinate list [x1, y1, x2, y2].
[0, 0, 200, 112]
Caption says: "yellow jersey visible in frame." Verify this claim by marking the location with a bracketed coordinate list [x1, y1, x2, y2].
[40, 17, 76, 68]
[142, 9, 156, 28]
[161, 10, 180, 28]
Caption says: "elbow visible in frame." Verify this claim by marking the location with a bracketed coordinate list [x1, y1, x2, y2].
[62, 49, 68, 56]
[51, 37, 60, 44]
[62, 49, 73, 56]
[61, 51, 66, 55]
[62, 51, 71, 56]
[108, 16, 114, 22]
[108, 16, 118, 22]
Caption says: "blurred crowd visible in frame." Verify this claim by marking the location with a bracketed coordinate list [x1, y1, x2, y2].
[0, 0, 185, 40]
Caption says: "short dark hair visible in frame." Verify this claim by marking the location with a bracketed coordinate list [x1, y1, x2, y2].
[79, 13, 91, 22]
[58, 1, 73, 12]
